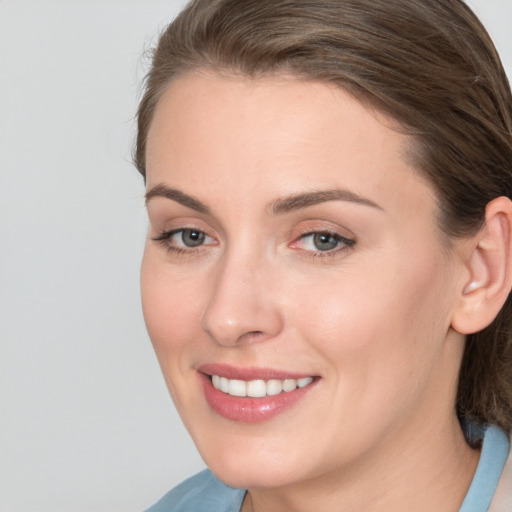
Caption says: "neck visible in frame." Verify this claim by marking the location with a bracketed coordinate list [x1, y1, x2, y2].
[242, 415, 480, 512]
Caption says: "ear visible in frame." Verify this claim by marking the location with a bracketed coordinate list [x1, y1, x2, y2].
[451, 196, 512, 335]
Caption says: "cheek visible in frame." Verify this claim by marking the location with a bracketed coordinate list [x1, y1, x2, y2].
[140, 252, 204, 363]
[291, 249, 455, 385]
[285, 253, 457, 451]
[140, 251, 211, 422]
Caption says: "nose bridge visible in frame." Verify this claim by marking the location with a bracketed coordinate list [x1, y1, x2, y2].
[201, 242, 282, 347]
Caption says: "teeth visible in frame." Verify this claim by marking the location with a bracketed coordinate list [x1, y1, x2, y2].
[211, 375, 314, 397]
[246, 380, 266, 398]
[266, 379, 283, 396]
[219, 376, 229, 393]
[282, 379, 297, 392]
[297, 377, 314, 388]
[228, 379, 247, 397]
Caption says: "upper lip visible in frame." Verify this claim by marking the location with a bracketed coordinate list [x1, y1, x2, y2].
[198, 363, 317, 381]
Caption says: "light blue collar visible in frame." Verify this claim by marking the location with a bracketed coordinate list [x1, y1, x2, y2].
[459, 425, 510, 512]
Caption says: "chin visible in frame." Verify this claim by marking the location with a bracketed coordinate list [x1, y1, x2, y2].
[208, 459, 302, 490]
[194, 433, 319, 490]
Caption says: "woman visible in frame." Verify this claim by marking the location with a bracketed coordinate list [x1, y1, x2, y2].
[135, 0, 512, 510]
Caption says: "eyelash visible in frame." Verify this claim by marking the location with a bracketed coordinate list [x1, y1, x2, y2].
[152, 228, 216, 255]
[152, 228, 356, 259]
[291, 230, 356, 259]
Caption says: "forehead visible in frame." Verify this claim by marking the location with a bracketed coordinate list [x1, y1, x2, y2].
[145, 71, 437, 224]
[147, 71, 406, 159]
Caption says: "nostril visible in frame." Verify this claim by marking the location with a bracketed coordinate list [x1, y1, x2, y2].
[238, 331, 265, 343]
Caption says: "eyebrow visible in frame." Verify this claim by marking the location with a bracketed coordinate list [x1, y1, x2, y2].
[145, 184, 211, 214]
[145, 184, 382, 215]
[270, 189, 383, 214]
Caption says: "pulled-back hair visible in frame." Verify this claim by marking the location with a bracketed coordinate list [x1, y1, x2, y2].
[135, 0, 512, 432]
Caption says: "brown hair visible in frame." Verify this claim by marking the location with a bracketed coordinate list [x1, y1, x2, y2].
[135, 0, 512, 432]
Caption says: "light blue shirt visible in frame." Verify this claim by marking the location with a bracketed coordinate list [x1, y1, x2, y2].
[460, 425, 510, 512]
[146, 425, 510, 512]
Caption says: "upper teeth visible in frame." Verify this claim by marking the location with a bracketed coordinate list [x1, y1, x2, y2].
[211, 375, 314, 397]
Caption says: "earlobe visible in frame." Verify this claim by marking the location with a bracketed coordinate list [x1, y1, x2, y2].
[451, 196, 512, 335]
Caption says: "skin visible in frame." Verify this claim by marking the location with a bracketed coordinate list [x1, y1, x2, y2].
[141, 72, 480, 512]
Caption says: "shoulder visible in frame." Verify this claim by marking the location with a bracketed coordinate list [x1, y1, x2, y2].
[144, 469, 246, 512]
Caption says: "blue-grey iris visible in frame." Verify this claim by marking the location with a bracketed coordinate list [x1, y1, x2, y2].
[182, 229, 205, 247]
[313, 233, 339, 251]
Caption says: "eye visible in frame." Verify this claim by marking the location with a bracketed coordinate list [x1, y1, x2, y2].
[294, 230, 355, 254]
[306, 232, 341, 251]
[152, 228, 215, 252]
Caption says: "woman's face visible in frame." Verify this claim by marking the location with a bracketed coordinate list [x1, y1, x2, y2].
[142, 72, 468, 489]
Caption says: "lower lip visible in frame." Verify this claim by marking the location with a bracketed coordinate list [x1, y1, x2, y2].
[200, 373, 318, 423]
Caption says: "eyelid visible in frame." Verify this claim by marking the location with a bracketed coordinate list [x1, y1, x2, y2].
[151, 226, 218, 254]
[148, 213, 215, 238]
[146, 203, 223, 235]
[292, 230, 355, 248]
[289, 225, 356, 258]
[290, 220, 355, 242]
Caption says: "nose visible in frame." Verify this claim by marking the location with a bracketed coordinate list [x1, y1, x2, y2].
[200, 252, 284, 347]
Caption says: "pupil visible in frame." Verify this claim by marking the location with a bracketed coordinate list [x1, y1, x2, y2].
[313, 233, 338, 251]
[182, 230, 205, 247]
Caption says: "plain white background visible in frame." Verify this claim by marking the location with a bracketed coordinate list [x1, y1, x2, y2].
[0, 1, 510, 511]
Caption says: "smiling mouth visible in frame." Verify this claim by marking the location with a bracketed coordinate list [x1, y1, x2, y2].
[199, 367, 319, 422]
[210, 375, 315, 397]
